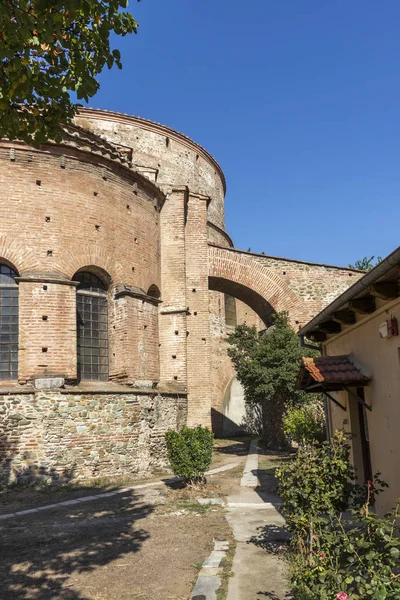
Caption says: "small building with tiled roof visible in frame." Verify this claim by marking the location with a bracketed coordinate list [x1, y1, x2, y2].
[298, 245, 400, 515]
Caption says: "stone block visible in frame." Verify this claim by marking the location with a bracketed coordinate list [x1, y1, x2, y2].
[34, 378, 65, 390]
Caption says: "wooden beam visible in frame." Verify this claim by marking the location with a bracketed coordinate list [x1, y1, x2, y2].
[333, 309, 356, 325]
[324, 390, 347, 412]
[349, 295, 376, 314]
[318, 320, 342, 334]
[344, 386, 371, 411]
[369, 282, 399, 301]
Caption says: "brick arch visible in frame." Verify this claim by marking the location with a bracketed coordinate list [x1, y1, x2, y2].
[0, 236, 40, 275]
[61, 246, 121, 284]
[208, 246, 306, 326]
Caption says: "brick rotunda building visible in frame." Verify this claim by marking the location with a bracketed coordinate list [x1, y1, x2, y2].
[0, 109, 361, 483]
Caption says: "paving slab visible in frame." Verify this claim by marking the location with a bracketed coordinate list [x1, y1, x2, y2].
[191, 575, 220, 600]
[225, 440, 291, 600]
[197, 497, 224, 506]
[240, 438, 260, 487]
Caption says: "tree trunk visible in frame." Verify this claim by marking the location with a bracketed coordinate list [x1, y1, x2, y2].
[261, 395, 289, 450]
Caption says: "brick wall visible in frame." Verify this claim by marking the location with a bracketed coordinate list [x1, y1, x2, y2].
[209, 244, 362, 328]
[159, 187, 188, 387]
[185, 194, 211, 426]
[110, 293, 160, 384]
[18, 280, 77, 381]
[75, 110, 227, 233]
[0, 142, 163, 385]
[0, 144, 161, 289]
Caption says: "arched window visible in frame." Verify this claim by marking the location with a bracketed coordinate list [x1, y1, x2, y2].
[0, 264, 18, 380]
[75, 272, 108, 381]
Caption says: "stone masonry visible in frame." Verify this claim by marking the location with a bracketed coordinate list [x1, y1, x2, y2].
[0, 390, 187, 484]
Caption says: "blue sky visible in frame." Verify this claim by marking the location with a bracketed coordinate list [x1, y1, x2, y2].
[89, 0, 400, 267]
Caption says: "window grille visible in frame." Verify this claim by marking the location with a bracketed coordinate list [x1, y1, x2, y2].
[75, 272, 108, 381]
[0, 265, 18, 380]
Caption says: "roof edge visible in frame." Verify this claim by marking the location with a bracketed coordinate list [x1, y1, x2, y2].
[299, 245, 400, 336]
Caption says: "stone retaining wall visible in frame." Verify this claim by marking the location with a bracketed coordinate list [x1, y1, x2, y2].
[0, 391, 187, 484]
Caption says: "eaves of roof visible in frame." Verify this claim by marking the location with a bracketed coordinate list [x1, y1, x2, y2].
[299, 246, 400, 337]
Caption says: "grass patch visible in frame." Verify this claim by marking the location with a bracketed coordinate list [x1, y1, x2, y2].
[176, 500, 210, 515]
[217, 538, 236, 600]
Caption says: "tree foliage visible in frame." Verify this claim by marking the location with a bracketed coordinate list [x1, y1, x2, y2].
[283, 402, 326, 449]
[0, 0, 139, 145]
[227, 312, 319, 448]
[348, 256, 382, 272]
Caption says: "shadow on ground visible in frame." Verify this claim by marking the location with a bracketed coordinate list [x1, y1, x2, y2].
[214, 438, 251, 457]
[0, 486, 153, 600]
[249, 523, 290, 554]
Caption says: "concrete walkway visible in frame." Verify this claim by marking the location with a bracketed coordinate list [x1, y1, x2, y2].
[226, 440, 291, 600]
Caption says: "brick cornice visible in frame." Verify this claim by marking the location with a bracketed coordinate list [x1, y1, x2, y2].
[16, 275, 79, 286]
[114, 284, 162, 305]
[207, 222, 233, 247]
[1, 135, 166, 203]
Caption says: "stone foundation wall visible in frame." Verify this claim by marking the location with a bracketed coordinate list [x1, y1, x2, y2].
[0, 390, 187, 484]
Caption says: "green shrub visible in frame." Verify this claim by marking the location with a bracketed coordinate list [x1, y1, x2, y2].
[290, 503, 400, 600]
[276, 430, 355, 534]
[277, 429, 398, 599]
[165, 425, 214, 484]
[283, 402, 326, 448]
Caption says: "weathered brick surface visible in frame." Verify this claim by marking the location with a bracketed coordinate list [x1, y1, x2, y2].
[0, 391, 187, 484]
[0, 144, 161, 289]
[0, 142, 162, 385]
[209, 245, 362, 328]
[185, 194, 211, 426]
[75, 109, 226, 232]
[18, 280, 77, 381]
[110, 294, 160, 384]
[159, 188, 188, 387]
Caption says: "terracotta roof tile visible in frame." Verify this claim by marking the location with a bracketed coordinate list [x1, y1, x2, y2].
[298, 355, 371, 390]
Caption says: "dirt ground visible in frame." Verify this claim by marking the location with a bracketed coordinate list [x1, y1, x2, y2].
[0, 438, 251, 600]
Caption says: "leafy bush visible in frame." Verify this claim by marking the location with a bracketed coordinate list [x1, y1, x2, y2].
[277, 430, 398, 599]
[290, 503, 400, 600]
[283, 401, 326, 448]
[276, 430, 355, 534]
[165, 426, 214, 484]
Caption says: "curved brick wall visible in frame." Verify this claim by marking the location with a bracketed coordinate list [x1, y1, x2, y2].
[0, 141, 163, 384]
[75, 109, 227, 233]
[0, 142, 161, 289]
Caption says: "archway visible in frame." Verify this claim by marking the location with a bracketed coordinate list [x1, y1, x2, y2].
[208, 245, 307, 326]
[221, 377, 263, 436]
[209, 276, 276, 326]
